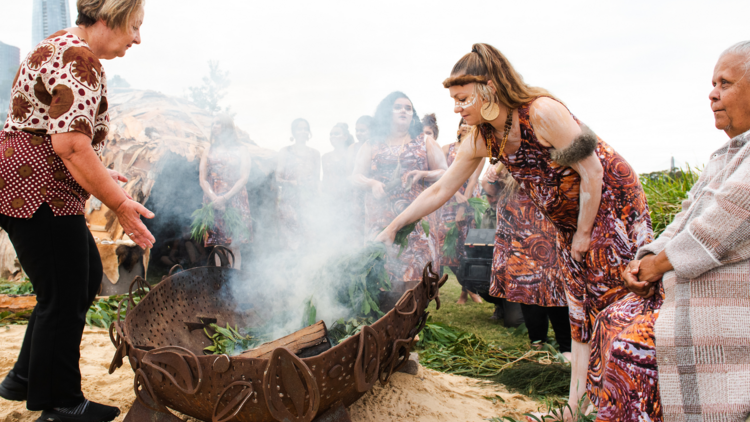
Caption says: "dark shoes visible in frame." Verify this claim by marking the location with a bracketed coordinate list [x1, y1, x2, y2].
[0, 370, 27, 401]
[37, 401, 120, 422]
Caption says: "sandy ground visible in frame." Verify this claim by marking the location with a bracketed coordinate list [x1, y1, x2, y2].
[0, 325, 539, 422]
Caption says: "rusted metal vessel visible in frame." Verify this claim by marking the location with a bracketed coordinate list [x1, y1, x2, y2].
[109, 258, 446, 422]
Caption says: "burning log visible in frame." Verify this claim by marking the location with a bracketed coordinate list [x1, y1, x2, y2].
[240, 320, 330, 360]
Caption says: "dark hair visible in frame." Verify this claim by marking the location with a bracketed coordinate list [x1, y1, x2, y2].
[421, 113, 439, 139]
[457, 118, 466, 142]
[291, 118, 310, 132]
[356, 115, 374, 128]
[370, 91, 423, 144]
[332, 122, 355, 148]
[290, 118, 311, 142]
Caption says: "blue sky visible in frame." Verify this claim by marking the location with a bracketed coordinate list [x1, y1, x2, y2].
[1, 0, 749, 172]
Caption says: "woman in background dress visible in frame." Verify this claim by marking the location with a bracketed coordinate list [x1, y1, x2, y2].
[276, 118, 320, 250]
[353, 92, 447, 306]
[437, 119, 484, 304]
[199, 114, 252, 268]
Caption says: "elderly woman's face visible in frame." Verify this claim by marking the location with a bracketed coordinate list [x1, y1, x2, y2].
[99, 8, 143, 60]
[710, 53, 750, 138]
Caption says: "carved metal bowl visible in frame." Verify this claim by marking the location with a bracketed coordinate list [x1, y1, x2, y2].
[108, 261, 446, 422]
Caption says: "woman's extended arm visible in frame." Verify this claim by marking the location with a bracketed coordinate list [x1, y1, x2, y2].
[376, 137, 486, 244]
[531, 97, 603, 261]
[52, 132, 155, 249]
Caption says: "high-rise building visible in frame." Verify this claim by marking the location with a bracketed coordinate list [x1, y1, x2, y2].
[32, 0, 71, 47]
[0, 41, 21, 124]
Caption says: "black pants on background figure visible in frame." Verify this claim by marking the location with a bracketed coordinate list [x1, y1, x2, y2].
[0, 204, 101, 410]
[520, 304, 572, 353]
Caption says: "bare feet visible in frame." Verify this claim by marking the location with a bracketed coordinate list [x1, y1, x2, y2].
[469, 291, 483, 303]
[457, 290, 468, 305]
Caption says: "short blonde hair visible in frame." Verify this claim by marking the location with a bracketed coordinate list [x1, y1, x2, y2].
[76, 0, 144, 31]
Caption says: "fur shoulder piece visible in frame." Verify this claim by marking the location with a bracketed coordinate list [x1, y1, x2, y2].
[442, 74, 488, 88]
[550, 124, 598, 166]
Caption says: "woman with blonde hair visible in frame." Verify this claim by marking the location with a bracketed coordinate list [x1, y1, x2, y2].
[0, 0, 148, 420]
[376, 44, 653, 418]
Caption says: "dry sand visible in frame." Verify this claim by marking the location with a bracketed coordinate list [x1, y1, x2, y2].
[0, 325, 539, 422]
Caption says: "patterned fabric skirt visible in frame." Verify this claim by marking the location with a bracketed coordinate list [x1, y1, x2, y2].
[587, 293, 663, 422]
[490, 191, 567, 307]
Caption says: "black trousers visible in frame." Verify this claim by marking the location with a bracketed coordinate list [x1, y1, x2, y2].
[0, 204, 101, 410]
[520, 304, 572, 353]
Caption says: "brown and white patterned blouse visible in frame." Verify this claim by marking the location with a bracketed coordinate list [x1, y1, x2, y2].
[1, 31, 109, 218]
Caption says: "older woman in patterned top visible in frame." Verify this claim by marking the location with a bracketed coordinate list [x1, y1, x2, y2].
[376, 44, 652, 418]
[0, 1, 152, 420]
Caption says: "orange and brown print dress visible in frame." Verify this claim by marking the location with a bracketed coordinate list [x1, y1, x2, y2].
[490, 181, 567, 307]
[365, 134, 436, 284]
[1, 31, 109, 218]
[480, 97, 653, 343]
[203, 147, 252, 247]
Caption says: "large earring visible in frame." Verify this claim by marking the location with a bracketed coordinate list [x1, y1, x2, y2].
[480, 100, 500, 121]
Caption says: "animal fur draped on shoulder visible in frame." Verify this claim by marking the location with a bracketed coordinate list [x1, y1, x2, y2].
[550, 124, 598, 167]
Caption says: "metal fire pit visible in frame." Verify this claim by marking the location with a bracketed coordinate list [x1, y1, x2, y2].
[108, 256, 447, 422]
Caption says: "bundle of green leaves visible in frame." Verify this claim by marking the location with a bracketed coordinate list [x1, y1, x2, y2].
[191, 203, 251, 243]
[203, 323, 258, 355]
[328, 316, 377, 344]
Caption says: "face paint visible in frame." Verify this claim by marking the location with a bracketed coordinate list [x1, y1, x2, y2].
[393, 103, 414, 115]
[455, 95, 477, 110]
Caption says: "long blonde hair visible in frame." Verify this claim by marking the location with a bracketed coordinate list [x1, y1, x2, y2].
[444, 43, 556, 110]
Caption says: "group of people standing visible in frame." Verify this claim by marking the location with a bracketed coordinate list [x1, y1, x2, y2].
[373, 41, 750, 422]
[0, 0, 747, 419]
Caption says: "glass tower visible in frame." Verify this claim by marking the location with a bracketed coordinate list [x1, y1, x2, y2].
[31, 0, 71, 47]
[0, 41, 21, 125]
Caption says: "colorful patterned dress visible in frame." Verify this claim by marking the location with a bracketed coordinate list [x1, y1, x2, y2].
[587, 292, 663, 421]
[204, 144, 252, 247]
[365, 135, 436, 284]
[437, 142, 476, 268]
[490, 180, 568, 307]
[481, 97, 653, 342]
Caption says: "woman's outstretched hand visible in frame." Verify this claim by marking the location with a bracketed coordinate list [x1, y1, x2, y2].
[571, 229, 592, 262]
[115, 199, 156, 249]
[375, 226, 396, 245]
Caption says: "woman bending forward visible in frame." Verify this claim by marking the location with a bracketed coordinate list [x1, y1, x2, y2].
[376, 44, 652, 417]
